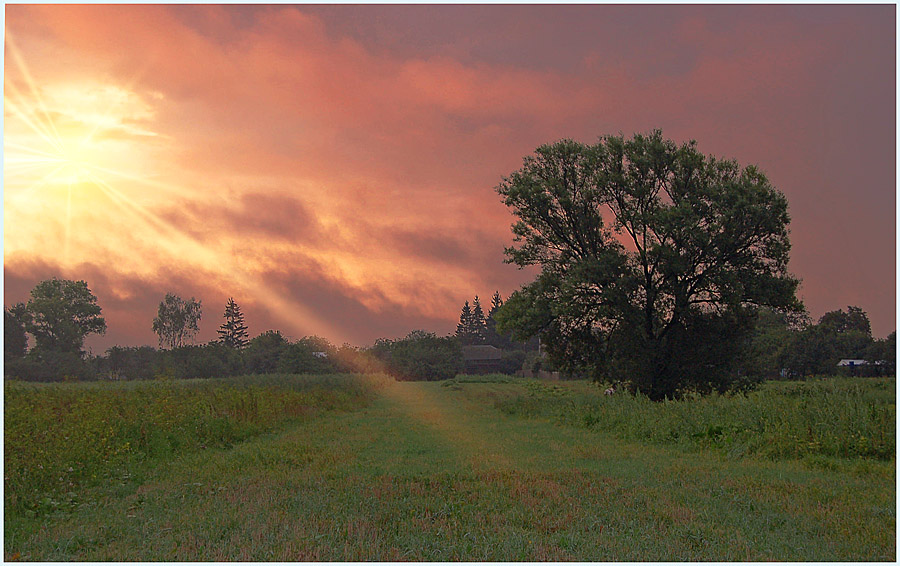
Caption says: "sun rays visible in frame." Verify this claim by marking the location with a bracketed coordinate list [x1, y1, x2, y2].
[4, 28, 354, 344]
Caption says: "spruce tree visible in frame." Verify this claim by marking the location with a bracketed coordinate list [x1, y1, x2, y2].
[489, 291, 503, 318]
[218, 297, 249, 349]
[456, 300, 475, 345]
[472, 296, 487, 343]
[485, 291, 508, 348]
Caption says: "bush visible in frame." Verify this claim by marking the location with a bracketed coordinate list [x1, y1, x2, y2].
[371, 331, 463, 380]
[5, 350, 90, 382]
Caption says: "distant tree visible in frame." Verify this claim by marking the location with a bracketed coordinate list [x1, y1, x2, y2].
[818, 306, 872, 337]
[484, 291, 514, 349]
[243, 330, 288, 374]
[277, 336, 336, 374]
[781, 325, 841, 377]
[779, 306, 878, 378]
[471, 296, 487, 343]
[217, 297, 249, 349]
[495, 131, 801, 399]
[489, 291, 503, 317]
[152, 293, 202, 350]
[157, 342, 243, 379]
[101, 345, 159, 380]
[371, 330, 462, 380]
[5, 303, 29, 362]
[867, 331, 896, 376]
[24, 278, 107, 356]
[456, 301, 477, 345]
[744, 307, 793, 379]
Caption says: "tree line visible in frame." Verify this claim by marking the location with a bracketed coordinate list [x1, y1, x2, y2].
[3, 278, 495, 382]
[3, 281, 893, 385]
[4, 131, 895, 394]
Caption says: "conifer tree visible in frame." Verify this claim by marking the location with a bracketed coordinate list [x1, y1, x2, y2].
[456, 300, 476, 345]
[489, 291, 503, 318]
[472, 296, 487, 343]
[485, 291, 510, 348]
[218, 297, 249, 349]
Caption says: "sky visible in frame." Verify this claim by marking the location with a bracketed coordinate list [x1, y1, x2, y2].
[3, 4, 896, 352]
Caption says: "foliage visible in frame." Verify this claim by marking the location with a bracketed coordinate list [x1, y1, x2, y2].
[277, 337, 337, 375]
[495, 131, 802, 399]
[778, 306, 888, 377]
[471, 296, 487, 339]
[818, 306, 871, 336]
[866, 331, 895, 375]
[217, 297, 249, 349]
[96, 346, 159, 381]
[5, 350, 90, 382]
[157, 343, 245, 379]
[494, 377, 895, 461]
[4, 303, 29, 362]
[482, 291, 510, 348]
[243, 330, 288, 374]
[23, 278, 106, 356]
[455, 301, 481, 345]
[152, 293, 202, 350]
[372, 330, 463, 380]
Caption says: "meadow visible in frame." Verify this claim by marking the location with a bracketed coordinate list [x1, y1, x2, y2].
[4, 374, 895, 561]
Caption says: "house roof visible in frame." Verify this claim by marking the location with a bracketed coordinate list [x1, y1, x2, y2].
[837, 359, 868, 366]
[462, 345, 502, 361]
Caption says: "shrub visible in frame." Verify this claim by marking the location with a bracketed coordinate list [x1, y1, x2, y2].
[371, 331, 463, 380]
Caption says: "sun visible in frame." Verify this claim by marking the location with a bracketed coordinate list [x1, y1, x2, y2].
[47, 138, 100, 186]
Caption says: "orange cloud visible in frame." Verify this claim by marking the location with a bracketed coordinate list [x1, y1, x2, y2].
[5, 5, 895, 345]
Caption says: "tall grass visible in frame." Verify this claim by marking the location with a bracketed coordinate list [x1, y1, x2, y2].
[493, 377, 895, 461]
[4, 373, 389, 519]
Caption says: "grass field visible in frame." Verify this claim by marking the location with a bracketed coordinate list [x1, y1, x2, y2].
[4, 374, 895, 560]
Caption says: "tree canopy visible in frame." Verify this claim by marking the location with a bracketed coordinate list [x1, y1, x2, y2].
[152, 293, 202, 350]
[24, 278, 106, 356]
[495, 130, 802, 399]
[5, 303, 29, 362]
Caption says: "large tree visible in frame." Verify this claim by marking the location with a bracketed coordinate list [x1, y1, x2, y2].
[24, 278, 107, 356]
[495, 131, 801, 399]
[217, 297, 249, 349]
[152, 293, 202, 350]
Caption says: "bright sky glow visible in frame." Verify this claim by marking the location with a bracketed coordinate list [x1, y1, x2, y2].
[3, 5, 895, 350]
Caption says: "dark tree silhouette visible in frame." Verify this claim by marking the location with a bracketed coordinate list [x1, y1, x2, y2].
[217, 297, 249, 349]
[152, 293, 202, 350]
[471, 296, 487, 343]
[25, 278, 106, 356]
[456, 300, 476, 345]
[5, 303, 29, 362]
[496, 130, 801, 399]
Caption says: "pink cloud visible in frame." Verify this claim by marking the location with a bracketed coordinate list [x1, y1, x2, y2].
[5, 5, 895, 343]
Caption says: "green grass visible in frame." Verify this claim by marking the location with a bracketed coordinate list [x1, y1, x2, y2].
[4, 374, 388, 522]
[4, 374, 895, 560]
[492, 376, 896, 462]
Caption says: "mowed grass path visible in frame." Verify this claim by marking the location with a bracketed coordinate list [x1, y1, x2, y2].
[9, 379, 895, 561]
